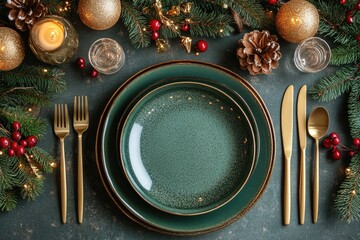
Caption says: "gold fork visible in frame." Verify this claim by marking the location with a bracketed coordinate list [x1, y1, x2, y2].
[54, 104, 69, 224]
[73, 96, 89, 224]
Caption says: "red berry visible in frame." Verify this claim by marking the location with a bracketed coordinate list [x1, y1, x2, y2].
[349, 151, 356, 157]
[330, 132, 339, 139]
[357, 35, 360, 42]
[195, 40, 208, 52]
[11, 131, 21, 141]
[90, 68, 99, 78]
[332, 149, 342, 160]
[26, 136, 38, 147]
[76, 57, 85, 66]
[357, 1, 360, 10]
[149, 19, 161, 31]
[151, 31, 160, 40]
[331, 137, 340, 146]
[78, 62, 85, 70]
[322, 138, 332, 148]
[339, 0, 346, 4]
[10, 141, 18, 149]
[0, 137, 10, 148]
[181, 23, 189, 32]
[345, 13, 353, 24]
[268, 0, 277, 5]
[353, 138, 360, 146]
[11, 121, 21, 131]
[7, 148, 15, 157]
[20, 139, 27, 147]
[16, 145, 26, 156]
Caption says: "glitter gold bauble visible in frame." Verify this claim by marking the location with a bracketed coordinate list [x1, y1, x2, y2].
[275, 0, 319, 43]
[0, 27, 25, 71]
[78, 0, 121, 30]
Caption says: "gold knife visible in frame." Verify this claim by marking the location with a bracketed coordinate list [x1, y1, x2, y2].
[297, 85, 307, 224]
[281, 85, 294, 225]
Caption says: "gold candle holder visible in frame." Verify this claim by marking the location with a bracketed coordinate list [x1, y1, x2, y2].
[29, 15, 79, 65]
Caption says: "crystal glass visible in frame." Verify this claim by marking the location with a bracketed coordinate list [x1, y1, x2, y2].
[294, 37, 331, 73]
[29, 15, 79, 65]
[88, 38, 125, 75]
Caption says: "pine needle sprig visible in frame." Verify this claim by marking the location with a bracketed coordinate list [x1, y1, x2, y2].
[0, 190, 17, 212]
[121, 0, 151, 48]
[189, 7, 234, 37]
[309, 65, 358, 102]
[348, 81, 360, 138]
[229, 0, 267, 29]
[27, 147, 55, 174]
[334, 155, 360, 223]
[330, 45, 360, 66]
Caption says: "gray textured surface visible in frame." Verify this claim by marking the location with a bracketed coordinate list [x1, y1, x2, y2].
[0, 16, 357, 240]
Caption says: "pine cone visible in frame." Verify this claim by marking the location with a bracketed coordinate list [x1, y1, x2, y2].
[237, 30, 282, 75]
[6, 0, 48, 32]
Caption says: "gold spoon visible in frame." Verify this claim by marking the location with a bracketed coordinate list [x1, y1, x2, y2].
[307, 106, 329, 224]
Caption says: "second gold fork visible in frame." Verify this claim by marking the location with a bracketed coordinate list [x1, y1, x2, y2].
[73, 96, 89, 224]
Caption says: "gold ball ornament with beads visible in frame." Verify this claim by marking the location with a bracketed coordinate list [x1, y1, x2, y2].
[0, 27, 25, 71]
[275, 0, 319, 43]
[78, 0, 121, 30]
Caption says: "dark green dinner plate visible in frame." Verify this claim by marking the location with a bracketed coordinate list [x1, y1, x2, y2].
[120, 81, 256, 216]
[95, 60, 275, 235]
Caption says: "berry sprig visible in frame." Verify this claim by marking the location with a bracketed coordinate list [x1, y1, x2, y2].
[149, 19, 161, 41]
[322, 132, 360, 160]
[0, 121, 38, 157]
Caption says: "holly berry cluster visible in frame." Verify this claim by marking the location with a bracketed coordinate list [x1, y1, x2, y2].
[322, 132, 360, 160]
[149, 19, 162, 41]
[339, 0, 360, 24]
[75, 57, 99, 78]
[0, 121, 38, 157]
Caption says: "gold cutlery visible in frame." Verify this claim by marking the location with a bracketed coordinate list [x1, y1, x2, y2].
[308, 107, 329, 223]
[54, 104, 70, 224]
[281, 85, 294, 225]
[73, 96, 89, 224]
[297, 85, 307, 224]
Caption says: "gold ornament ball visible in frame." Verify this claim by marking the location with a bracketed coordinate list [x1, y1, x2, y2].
[275, 0, 319, 43]
[78, 0, 121, 30]
[0, 27, 25, 71]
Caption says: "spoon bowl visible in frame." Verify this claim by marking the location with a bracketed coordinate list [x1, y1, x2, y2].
[307, 106, 329, 224]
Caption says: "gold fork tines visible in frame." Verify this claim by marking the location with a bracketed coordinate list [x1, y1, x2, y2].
[54, 104, 69, 224]
[73, 96, 89, 224]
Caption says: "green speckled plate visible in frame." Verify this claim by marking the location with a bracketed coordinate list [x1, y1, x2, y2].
[120, 81, 256, 215]
[95, 61, 275, 235]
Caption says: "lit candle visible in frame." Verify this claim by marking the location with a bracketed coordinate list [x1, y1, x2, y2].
[36, 21, 65, 51]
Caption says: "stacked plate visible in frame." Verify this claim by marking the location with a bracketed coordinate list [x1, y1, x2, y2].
[95, 61, 275, 235]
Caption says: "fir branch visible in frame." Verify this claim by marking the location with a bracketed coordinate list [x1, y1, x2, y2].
[309, 65, 358, 102]
[0, 65, 66, 95]
[330, 45, 360, 66]
[121, 0, 151, 48]
[27, 147, 55, 174]
[229, 0, 267, 29]
[348, 80, 360, 138]
[20, 176, 44, 200]
[334, 154, 360, 222]
[0, 190, 17, 211]
[189, 7, 234, 38]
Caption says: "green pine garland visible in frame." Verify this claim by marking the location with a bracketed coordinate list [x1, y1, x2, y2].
[309, 0, 360, 222]
[0, 65, 66, 211]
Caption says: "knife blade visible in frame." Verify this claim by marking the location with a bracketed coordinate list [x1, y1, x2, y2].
[281, 85, 294, 225]
[297, 85, 307, 225]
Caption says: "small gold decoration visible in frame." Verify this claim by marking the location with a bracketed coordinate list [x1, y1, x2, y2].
[156, 39, 170, 53]
[237, 30, 282, 75]
[181, 36, 192, 53]
[0, 27, 25, 71]
[166, 6, 180, 16]
[345, 168, 352, 176]
[26, 105, 40, 116]
[154, 0, 180, 35]
[78, 0, 121, 30]
[275, 0, 319, 43]
[180, 2, 193, 14]
[351, 190, 356, 196]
